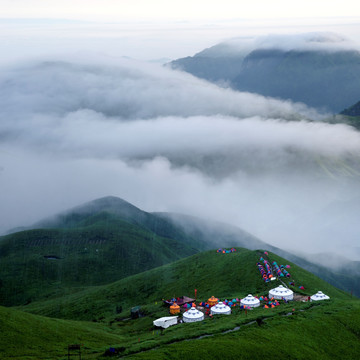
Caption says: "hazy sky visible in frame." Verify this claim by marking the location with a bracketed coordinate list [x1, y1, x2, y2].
[1, 1, 360, 260]
[1, 0, 360, 21]
[1, 4, 360, 64]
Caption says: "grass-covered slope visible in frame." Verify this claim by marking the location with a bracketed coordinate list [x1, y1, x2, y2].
[0, 212, 200, 306]
[21, 248, 350, 321]
[0, 197, 268, 307]
[0, 305, 124, 360]
[128, 300, 360, 360]
[3, 248, 359, 359]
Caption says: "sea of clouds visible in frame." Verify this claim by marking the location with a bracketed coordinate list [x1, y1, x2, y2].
[1, 39, 360, 259]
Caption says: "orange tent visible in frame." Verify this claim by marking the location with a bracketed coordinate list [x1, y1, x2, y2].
[170, 303, 180, 315]
[208, 296, 218, 306]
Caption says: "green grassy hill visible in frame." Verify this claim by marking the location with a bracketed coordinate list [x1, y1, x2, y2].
[153, 212, 360, 297]
[20, 249, 350, 321]
[1, 196, 358, 309]
[0, 197, 268, 307]
[2, 248, 358, 359]
[0, 214, 199, 306]
[0, 305, 124, 360]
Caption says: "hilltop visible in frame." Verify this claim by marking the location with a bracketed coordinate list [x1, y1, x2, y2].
[0, 196, 266, 306]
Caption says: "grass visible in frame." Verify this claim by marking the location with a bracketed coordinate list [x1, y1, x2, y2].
[5, 299, 359, 359]
[1, 248, 359, 359]
[125, 300, 360, 360]
[2, 195, 359, 309]
[0, 305, 124, 360]
[0, 213, 201, 306]
[20, 249, 349, 322]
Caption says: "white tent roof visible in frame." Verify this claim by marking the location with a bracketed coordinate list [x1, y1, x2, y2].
[153, 316, 178, 328]
[269, 285, 293, 300]
[311, 291, 330, 301]
[183, 307, 204, 322]
[210, 301, 231, 315]
[240, 294, 260, 307]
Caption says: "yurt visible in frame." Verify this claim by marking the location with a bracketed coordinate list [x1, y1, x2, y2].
[311, 291, 330, 301]
[240, 294, 260, 308]
[210, 301, 231, 315]
[183, 307, 204, 323]
[207, 296, 218, 306]
[269, 285, 293, 300]
[169, 302, 180, 315]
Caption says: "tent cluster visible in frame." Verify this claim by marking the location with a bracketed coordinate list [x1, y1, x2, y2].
[156, 289, 331, 327]
[263, 297, 281, 308]
[272, 261, 283, 277]
[257, 257, 273, 282]
[198, 296, 241, 315]
[272, 261, 291, 278]
[216, 248, 236, 254]
[282, 268, 291, 277]
[221, 298, 239, 308]
[182, 295, 236, 322]
[182, 302, 197, 309]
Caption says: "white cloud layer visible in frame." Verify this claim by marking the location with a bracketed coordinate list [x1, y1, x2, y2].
[1, 57, 360, 259]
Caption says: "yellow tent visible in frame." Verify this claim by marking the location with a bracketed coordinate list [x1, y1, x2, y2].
[170, 302, 180, 314]
[208, 296, 218, 306]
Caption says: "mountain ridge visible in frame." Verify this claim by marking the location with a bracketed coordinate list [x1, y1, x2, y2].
[1, 196, 358, 309]
[170, 40, 360, 113]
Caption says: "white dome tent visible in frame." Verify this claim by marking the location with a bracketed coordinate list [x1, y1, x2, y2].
[269, 285, 293, 300]
[183, 307, 204, 323]
[311, 291, 330, 301]
[210, 301, 231, 315]
[240, 294, 260, 308]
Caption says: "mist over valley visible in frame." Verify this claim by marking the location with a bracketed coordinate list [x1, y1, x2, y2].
[1, 46, 360, 259]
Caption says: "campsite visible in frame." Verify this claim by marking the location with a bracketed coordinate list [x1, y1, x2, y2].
[157, 250, 329, 327]
[2, 247, 357, 359]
